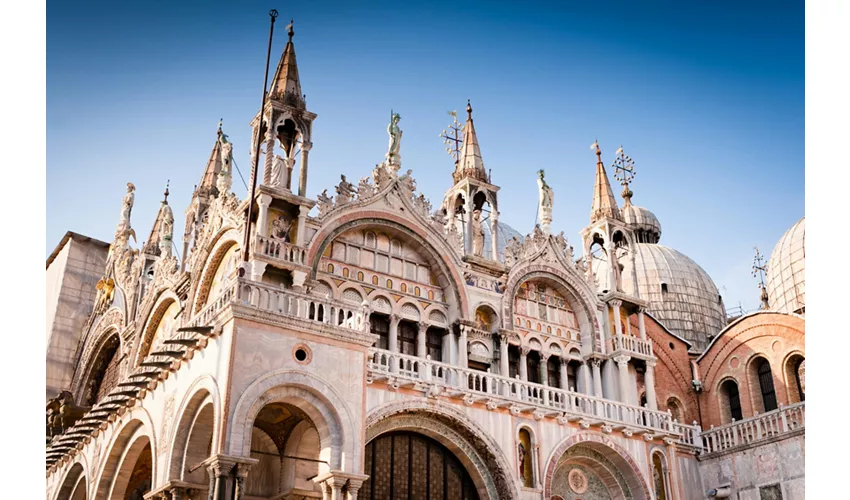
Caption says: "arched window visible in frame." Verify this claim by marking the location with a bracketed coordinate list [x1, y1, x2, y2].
[398, 321, 417, 356]
[566, 361, 579, 391]
[666, 398, 683, 422]
[527, 351, 541, 384]
[426, 327, 444, 361]
[756, 359, 778, 412]
[720, 379, 743, 422]
[785, 354, 805, 403]
[652, 452, 670, 500]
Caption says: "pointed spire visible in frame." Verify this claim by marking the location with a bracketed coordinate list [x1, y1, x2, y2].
[196, 122, 226, 197]
[454, 99, 489, 184]
[143, 180, 173, 256]
[269, 19, 305, 108]
[589, 141, 622, 223]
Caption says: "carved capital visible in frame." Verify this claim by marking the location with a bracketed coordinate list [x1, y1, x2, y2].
[520, 346, 531, 356]
[645, 359, 657, 369]
[613, 355, 631, 366]
[591, 358, 603, 369]
[257, 193, 272, 207]
[301, 141, 313, 152]
[609, 299, 623, 309]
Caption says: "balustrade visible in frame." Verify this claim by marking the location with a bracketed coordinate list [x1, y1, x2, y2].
[253, 234, 306, 266]
[607, 334, 653, 357]
[700, 402, 805, 454]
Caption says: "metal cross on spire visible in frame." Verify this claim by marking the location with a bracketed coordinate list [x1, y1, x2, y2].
[440, 110, 463, 166]
[752, 246, 770, 309]
[612, 145, 636, 201]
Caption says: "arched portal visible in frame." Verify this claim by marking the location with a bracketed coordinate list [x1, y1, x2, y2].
[544, 433, 651, 500]
[82, 332, 121, 406]
[361, 431, 479, 500]
[55, 462, 86, 500]
[168, 386, 217, 491]
[95, 419, 154, 500]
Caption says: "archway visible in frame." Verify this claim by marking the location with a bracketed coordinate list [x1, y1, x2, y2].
[361, 431, 479, 499]
[96, 420, 153, 499]
[784, 353, 805, 403]
[55, 462, 86, 500]
[169, 386, 218, 492]
[81, 332, 121, 406]
[544, 433, 651, 500]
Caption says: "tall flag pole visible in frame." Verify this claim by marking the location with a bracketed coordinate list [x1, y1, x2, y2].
[242, 9, 279, 266]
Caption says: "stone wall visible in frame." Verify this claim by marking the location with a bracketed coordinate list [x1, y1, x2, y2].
[698, 434, 804, 500]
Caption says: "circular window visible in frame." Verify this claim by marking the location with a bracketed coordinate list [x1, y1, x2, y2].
[293, 344, 312, 365]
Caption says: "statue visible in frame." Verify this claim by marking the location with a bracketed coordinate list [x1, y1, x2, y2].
[317, 189, 334, 218]
[94, 277, 115, 314]
[471, 209, 485, 257]
[372, 163, 392, 191]
[357, 176, 376, 200]
[120, 182, 135, 228]
[386, 111, 403, 168]
[270, 154, 286, 188]
[537, 170, 554, 233]
[398, 169, 416, 197]
[335, 175, 355, 205]
[159, 204, 174, 256]
[271, 215, 292, 242]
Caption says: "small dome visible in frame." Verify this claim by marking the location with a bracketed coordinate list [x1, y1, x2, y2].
[622, 204, 662, 243]
[766, 217, 805, 315]
[621, 244, 726, 351]
[483, 221, 524, 261]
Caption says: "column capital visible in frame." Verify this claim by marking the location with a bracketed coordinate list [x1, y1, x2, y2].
[257, 193, 272, 206]
[591, 358, 603, 368]
[520, 346, 531, 356]
[613, 355, 631, 366]
[298, 204, 311, 216]
[540, 353, 550, 362]
[637, 306, 647, 314]
[301, 141, 313, 152]
[418, 322, 429, 333]
[609, 299, 623, 309]
[201, 454, 259, 477]
[389, 313, 400, 324]
[645, 359, 657, 369]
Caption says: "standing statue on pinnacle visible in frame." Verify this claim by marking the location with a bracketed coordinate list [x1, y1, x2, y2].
[537, 170, 554, 233]
[119, 182, 135, 228]
[385, 111, 403, 174]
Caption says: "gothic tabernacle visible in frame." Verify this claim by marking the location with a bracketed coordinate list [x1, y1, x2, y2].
[45, 19, 805, 500]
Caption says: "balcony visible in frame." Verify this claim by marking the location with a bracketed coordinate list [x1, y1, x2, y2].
[252, 235, 307, 267]
[700, 402, 805, 455]
[607, 334, 653, 357]
[367, 348, 701, 445]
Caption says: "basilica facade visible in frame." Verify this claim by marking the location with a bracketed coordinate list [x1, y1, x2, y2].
[45, 24, 805, 500]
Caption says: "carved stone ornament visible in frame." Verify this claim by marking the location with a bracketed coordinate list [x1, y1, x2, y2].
[568, 468, 589, 494]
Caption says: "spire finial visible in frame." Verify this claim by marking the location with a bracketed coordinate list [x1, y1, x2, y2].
[466, 99, 473, 119]
[591, 139, 602, 160]
[612, 144, 636, 204]
[752, 246, 770, 309]
[163, 180, 170, 203]
[287, 19, 294, 41]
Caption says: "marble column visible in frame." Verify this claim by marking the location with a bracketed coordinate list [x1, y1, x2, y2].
[614, 355, 631, 404]
[458, 326, 469, 369]
[539, 354, 549, 386]
[464, 196, 475, 255]
[299, 141, 312, 197]
[580, 361, 593, 394]
[559, 356, 570, 390]
[388, 314, 400, 353]
[263, 123, 275, 186]
[499, 334, 510, 378]
[591, 359, 603, 397]
[638, 308, 647, 341]
[645, 360, 658, 410]
[256, 194, 272, 238]
[611, 299, 623, 337]
[296, 205, 309, 247]
[417, 322, 427, 358]
[519, 347, 529, 381]
[233, 462, 254, 500]
[283, 156, 295, 191]
[490, 210, 500, 261]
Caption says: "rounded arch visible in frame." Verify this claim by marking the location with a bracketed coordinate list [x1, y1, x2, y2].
[167, 375, 222, 481]
[649, 447, 672, 500]
[782, 350, 805, 403]
[191, 230, 241, 314]
[366, 399, 517, 500]
[543, 431, 652, 500]
[54, 461, 87, 500]
[77, 328, 123, 407]
[397, 298, 424, 320]
[515, 422, 538, 489]
[503, 266, 600, 340]
[135, 290, 181, 367]
[716, 376, 743, 424]
[93, 411, 157, 500]
[229, 370, 357, 472]
[473, 302, 500, 333]
[306, 215, 469, 322]
[747, 354, 778, 413]
[338, 283, 368, 304]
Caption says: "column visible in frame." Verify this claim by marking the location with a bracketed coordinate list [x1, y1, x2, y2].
[591, 359, 603, 397]
[638, 307, 647, 341]
[256, 194, 272, 238]
[283, 156, 296, 191]
[417, 322, 427, 358]
[458, 326, 469, 368]
[611, 300, 623, 337]
[490, 210, 500, 261]
[296, 205, 309, 247]
[388, 314, 400, 353]
[233, 462, 254, 500]
[299, 141, 312, 197]
[206, 463, 227, 500]
[559, 356, 570, 390]
[464, 196, 474, 255]
[606, 241, 618, 292]
[499, 334, 510, 378]
[580, 361, 593, 394]
[263, 123, 275, 186]
[614, 355, 631, 404]
[249, 261, 267, 282]
[539, 354, 549, 386]
[326, 476, 345, 500]
[519, 347, 529, 381]
[630, 250, 640, 297]
[444, 330, 456, 365]
[645, 360, 658, 410]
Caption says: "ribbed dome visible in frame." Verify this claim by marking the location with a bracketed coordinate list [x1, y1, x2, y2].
[483, 221, 523, 262]
[766, 217, 805, 315]
[622, 203, 662, 243]
[621, 244, 726, 352]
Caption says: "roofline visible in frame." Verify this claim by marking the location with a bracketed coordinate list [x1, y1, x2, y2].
[46, 231, 110, 269]
[642, 311, 693, 348]
[695, 310, 805, 362]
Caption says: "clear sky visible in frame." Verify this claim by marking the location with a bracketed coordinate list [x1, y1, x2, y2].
[47, 0, 804, 312]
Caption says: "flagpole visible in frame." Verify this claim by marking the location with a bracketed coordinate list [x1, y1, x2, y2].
[242, 9, 279, 267]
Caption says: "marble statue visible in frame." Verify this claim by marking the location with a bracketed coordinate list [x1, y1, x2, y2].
[159, 204, 174, 256]
[271, 154, 286, 188]
[537, 170, 554, 233]
[471, 209, 485, 257]
[386, 111, 403, 166]
[335, 175, 355, 205]
[317, 189, 334, 218]
[120, 182, 135, 228]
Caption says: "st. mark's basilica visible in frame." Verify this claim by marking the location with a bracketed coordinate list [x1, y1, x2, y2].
[45, 21, 805, 500]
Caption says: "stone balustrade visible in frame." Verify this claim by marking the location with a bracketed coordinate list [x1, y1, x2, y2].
[188, 279, 238, 328]
[367, 348, 701, 444]
[607, 334, 653, 357]
[236, 279, 369, 332]
[252, 234, 306, 266]
[700, 402, 805, 455]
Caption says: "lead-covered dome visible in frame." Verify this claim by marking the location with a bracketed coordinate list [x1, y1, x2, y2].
[622, 203, 662, 243]
[621, 244, 726, 352]
[766, 217, 805, 315]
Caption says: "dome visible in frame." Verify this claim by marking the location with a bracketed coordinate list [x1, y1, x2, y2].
[766, 217, 805, 315]
[622, 203, 662, 243]
[621, 244, 727, 352]
[483, 221, 524, 261]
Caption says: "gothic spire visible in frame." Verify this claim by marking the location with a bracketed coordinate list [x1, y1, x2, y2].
[454, 100, 489, 184]
[269, 19, 305, 109]
[589, 141, 622, 223]
[143, 181, 172, 256]
[196, 122, 226, 197]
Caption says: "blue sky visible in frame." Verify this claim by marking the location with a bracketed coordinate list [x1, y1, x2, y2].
[47, 0, 803, 312]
